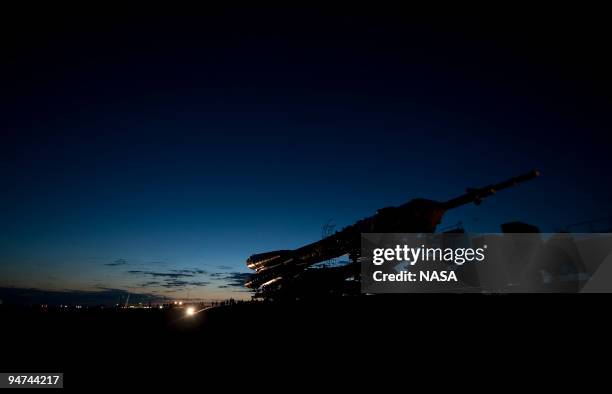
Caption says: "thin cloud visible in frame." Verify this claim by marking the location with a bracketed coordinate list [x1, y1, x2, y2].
[139, 281, 161, 287]
[170, 269, 207, 275]
[105, 259, 128, 267]
[209, 272, 252, 288]
[160, 280, 210, 288]
[126, 271, 195, 278]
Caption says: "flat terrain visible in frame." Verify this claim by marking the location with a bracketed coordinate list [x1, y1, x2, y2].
[1, 295, 604, 387]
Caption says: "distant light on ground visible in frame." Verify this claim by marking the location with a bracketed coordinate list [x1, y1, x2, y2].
[186, 307, 195, 317]
[178, 301, 183, 306]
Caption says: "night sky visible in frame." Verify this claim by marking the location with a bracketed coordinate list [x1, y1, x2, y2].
[2, 6, 611, 303]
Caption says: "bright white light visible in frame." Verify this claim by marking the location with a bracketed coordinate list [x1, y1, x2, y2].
[186, 307, 195, 317]
[178, 301, 183, 306]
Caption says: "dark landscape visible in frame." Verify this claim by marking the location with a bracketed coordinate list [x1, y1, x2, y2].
[2, 4, 611, 388]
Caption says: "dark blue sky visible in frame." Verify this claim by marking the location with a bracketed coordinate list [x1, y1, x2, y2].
[1, 7, 611, 301]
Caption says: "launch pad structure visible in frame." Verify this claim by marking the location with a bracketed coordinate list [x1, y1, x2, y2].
[244, 171, 541, 300]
